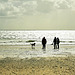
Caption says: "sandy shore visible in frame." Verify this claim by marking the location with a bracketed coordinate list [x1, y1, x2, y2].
[0, 45, 75, 75]
[0, 56, 75, 75]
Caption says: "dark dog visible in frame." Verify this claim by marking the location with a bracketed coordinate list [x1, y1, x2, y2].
[30, 43, 36, 49]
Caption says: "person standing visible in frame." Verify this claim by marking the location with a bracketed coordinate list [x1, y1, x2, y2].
[56, 37, 60, 49]
[42, 37, 47, 49]
[53, 37, 57, 49]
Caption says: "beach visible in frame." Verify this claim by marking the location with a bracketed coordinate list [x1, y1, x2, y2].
[0, 44, 75, 75]
[0, 44, 75, 59]
[0, 56, 75, 75]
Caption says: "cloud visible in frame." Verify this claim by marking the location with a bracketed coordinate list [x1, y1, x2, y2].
[36, 1, 55, 13]
[0, 0, 37, 17]
[0, 0, 75, 17]
[54, 0, 73, 9]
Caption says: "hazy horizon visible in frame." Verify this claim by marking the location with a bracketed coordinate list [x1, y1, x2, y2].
[0, 0, 75, 30]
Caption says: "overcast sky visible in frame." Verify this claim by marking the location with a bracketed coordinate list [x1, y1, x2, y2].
[0, 0, 75, 30]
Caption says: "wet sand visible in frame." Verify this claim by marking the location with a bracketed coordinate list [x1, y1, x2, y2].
[0, 45, 75, 75]
[0, 44, 75, 58]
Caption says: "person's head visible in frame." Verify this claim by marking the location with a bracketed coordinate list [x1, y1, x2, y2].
[43, 37, 45, 39]
[54, 37, 56, 39]
[57, 37, 59, 39]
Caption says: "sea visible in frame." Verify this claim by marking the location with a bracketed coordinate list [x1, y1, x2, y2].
[0, 30, 75, 45]
[0, 30, 75, 58]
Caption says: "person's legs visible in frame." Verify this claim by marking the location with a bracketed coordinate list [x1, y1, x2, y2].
[54, 43, 56, 49]
[42, 44, 46, 49]
[44, 44, 46, 49]
[57, 44, 59, 49]
[42, 44, 44, 49]
[56, 44, 57, 49]
[58, 44, 59, 49]
[43, 44, 46, 49]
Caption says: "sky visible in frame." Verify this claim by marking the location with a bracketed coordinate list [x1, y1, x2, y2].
[0, 0, 75, 30]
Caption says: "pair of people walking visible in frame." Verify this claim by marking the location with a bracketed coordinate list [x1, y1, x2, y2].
[53, 37, 60, 49]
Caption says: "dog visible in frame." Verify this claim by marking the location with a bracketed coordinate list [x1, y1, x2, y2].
[30, 43, 36, 49]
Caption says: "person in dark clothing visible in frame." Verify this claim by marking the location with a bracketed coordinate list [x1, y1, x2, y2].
[53, 37, 57, 49]
[42, 37, 47, 49]
[56, 37, 60, 49]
